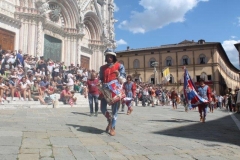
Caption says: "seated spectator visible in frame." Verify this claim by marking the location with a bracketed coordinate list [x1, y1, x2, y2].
[59, 86, 72, 104]
[19, 76, 32, 101]
[69, 90, 77, 107]
[9, 75, 20, 101]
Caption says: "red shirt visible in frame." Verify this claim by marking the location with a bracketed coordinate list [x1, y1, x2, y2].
[87, 79, 99, 95]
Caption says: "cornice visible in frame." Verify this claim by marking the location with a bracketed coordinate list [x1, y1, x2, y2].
[0, 13, 21, 28]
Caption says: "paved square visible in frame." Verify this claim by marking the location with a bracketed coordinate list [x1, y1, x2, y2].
[0, 105, 239, 160]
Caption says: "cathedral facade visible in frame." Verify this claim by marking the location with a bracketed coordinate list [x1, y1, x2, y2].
[0, 0, 116, 70]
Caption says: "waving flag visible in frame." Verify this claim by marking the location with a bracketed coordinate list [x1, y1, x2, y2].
[184, 69, 209, 109]
[162, 67, 170, 82]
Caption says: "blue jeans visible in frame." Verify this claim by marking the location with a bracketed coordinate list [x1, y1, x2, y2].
[101, 98, 120, 128]
[88, 93, 99, 113]
[218, 102, 222, 108]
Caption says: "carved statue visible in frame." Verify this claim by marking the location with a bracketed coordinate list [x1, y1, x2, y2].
[39, 2, 49, 15]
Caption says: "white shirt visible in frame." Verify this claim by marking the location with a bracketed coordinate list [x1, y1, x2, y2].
[218, 96, 223, 103]
[66, 78, 74, 86]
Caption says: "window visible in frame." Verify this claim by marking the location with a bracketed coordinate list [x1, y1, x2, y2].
[165, 56, 172, 66]
[182, 55, 189, 65]
[169, 74, 174, 84]
[196, 75, 200, 82]
[207, 75, 212, 81]
[149, 58, 156, 67]
[199, 54, 206, 64]
[133, 59, 140, 69]
[119, 60, 124, 65]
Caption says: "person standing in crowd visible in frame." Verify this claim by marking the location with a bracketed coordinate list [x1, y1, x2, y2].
[210, 90, 216, 113]
[227, 88, 233, 112]
[171, 88, 178, 109]
[99, 49, 126, 136]
[217, 94, 223, 109]
[16, 49, 24, 66]
[122, 75, 136, 115]
[149, 87, 156, 107]
[85, 72, 99, 117]
[197, 78, 212, 123]
[142, 85, 149, 107]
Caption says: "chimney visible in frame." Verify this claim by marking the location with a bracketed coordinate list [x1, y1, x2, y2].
[198, 39, 205, 44]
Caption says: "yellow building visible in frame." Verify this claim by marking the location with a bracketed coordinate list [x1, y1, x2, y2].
[117, 40, 240, 95]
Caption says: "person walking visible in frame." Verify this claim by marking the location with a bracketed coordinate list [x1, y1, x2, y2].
[171, 88, 178, 109]
[197, 78, 212, 123]
[85, 72, 99, 117]
[99, 49, 126, 136]
[122, 75, 136, 115]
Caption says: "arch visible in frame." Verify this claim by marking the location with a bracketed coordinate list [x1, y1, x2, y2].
[84, 11, 102, 41]
[47, 0, 80, 28]
[165, 56, 173, 66]
[182, 55, 190, 65]
[149, 57, 156, 67]
[200, 72, 208, 81]
[199, 54, 207, 64]
[133, 59, 140, 68]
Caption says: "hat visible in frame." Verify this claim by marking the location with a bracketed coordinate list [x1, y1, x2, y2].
[104, 49, 116, 57]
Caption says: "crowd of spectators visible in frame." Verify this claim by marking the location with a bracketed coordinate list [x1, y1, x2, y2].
[0, 45, 239, 111]
[0, 46, 95, 106]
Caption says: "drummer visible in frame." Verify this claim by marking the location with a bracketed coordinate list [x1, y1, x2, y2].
[99, 49, 126, 136]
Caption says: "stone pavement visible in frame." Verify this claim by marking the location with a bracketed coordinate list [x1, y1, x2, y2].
[0, 104, 240, 160]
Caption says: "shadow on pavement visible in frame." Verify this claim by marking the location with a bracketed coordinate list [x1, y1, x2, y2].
[71, 112, 90, 116]
[67, 124, 104, 134]
[149, 119, 199, 123]
[152, 115, 240, 146]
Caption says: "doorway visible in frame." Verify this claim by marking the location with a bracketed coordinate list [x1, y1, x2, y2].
[0, 28, 15, 51]
[44, 34, 62, 62]
[81, 55, 90, 69]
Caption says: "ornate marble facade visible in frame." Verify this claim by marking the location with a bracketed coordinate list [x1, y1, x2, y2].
[0, 0, 116, 70]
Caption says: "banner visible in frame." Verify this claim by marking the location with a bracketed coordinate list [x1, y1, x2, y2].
[184, 69, 209, 109]
[162, 67, 170, 81]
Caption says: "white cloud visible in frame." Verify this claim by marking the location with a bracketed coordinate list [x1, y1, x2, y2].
[116, 39, 127, 45]
[222, 40, 240, 68]
[113, 3, 119, 12]
[119, 0, 209, 33]
[231, 36, 237, 39]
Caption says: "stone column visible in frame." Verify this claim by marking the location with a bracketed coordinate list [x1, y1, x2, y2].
[36, 21, 43, 57]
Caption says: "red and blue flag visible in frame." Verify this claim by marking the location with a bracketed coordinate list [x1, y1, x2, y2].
[184, 69, 209, 109]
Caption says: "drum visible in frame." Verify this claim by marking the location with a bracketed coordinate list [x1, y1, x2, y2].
[98, 80, 126, 105]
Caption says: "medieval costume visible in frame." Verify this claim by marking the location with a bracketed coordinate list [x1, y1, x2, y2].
[197, 78, 212, 122]
[99, 49, 126, 136]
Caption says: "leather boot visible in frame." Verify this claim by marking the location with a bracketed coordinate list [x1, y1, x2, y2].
[109, 127, 116, 136]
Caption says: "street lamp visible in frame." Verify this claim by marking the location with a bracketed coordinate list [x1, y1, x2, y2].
[151, 62, 159, 85]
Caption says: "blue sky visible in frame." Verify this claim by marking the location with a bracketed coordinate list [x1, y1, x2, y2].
[113, 0, 240, 68]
